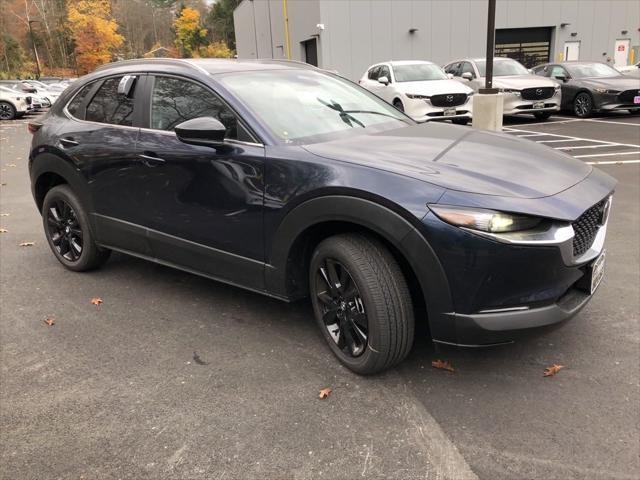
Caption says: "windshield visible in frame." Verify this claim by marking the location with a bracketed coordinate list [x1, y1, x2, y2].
[218, 69, 411, 144]
[565, 63, 621, 78]
[393, 63, 447, 82]
[476, 58, 529, 77]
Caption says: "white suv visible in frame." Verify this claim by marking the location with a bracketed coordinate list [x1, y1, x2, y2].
[0, 86, 31, 120]
[444, 57, 561, 120]
[359, 61, 474, 124]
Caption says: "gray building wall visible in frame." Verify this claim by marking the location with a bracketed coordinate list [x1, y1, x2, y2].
[235, 0, 640, 80]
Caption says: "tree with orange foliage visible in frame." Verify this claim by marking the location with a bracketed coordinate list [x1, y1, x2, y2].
[174, 7, 207, 58]
[67, 0, 123, 73]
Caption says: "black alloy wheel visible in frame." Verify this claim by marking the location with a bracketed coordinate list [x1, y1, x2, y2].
[309, 233, 414, 375]
[0, 101, 16, 120]
[46, 199, 83, 262]
[573, 92, 593, 118]
[42, 184, 110, 271]
[314, 258, 368, 358]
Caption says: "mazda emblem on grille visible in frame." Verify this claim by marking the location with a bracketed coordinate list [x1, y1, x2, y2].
[446, 95, 453, 102]
[536, 88, 543, 95]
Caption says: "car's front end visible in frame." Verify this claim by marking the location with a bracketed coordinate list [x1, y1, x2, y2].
[404, 91, 473, 123]
[591, 86, 640, 112]
[496, 81, 562, 116]
[422, 189, 613, 346]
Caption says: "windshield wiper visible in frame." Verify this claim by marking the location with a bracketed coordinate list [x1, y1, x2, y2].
[317, 98, 365, 128]
[340, 110, 411, 123]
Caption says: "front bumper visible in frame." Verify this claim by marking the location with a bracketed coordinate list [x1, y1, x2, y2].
[593, 91, 640, 111]
[502, 90, 561, 115]
[406, 96, 473, 123]
[419, 193, 613, 346]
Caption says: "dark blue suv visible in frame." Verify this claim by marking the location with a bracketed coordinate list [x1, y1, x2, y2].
[29, 59, 615, 374]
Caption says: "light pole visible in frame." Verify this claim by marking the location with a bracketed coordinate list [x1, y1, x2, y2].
[472, 0, 503, 131]
[28, 20, 42, 78]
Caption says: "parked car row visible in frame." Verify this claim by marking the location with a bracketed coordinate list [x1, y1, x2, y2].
[0, 78, 75, 120]
[357, 57, 639, 122]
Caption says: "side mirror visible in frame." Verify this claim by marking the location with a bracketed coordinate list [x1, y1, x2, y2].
[446, 73, 454, 79]
[175, 117, 229, 149]
[555, 75, 568, 82]
[461, 72, 473, 81]
[378, 76, 390, 85]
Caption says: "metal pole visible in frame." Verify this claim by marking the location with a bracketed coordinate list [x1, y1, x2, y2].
[481, 0, 497, 93]
[28, 20, 42, 78]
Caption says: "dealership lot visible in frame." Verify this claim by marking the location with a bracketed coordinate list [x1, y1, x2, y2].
[1, 114, 639, 479]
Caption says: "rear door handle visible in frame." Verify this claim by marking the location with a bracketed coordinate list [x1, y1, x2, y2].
[139, 153, 166, 167]
[60, 137, 79, 147]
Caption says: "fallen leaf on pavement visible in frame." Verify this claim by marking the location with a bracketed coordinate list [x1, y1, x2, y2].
[543, 364, 564, 377]
[6, 163, 16, 167]
[90, 297, 103, 306]
[19, 242, 34, 247]
[432, 359, 455, 372]
[0, 229, 7, 233]
[0, 213, 9, 216]
[319, 387, 332, 399]
[44, 318, 55, 326]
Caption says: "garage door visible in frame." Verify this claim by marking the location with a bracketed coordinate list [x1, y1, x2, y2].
[495, 27, 552, 68]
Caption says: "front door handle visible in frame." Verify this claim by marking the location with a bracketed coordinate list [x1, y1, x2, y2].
[139, 153, 166, 167]
[60, 137, 79, 147]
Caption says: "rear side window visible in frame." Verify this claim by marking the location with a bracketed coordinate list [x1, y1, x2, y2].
[66, 83, 94, 119]
[150, 76, 240, 139]
[85, 76, 136, 126]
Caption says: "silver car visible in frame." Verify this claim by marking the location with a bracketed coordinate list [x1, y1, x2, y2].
[444, 57, 561, 120]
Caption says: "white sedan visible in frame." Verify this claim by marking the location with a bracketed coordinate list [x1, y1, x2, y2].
[359, 61, 474, 124]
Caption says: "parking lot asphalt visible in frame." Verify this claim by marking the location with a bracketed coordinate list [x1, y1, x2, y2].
[1, 112, 639, 480]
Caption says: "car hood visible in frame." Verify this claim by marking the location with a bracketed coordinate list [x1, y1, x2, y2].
[577, 76, 640, 90]
[395, 80, 473, 95]
[303, 122, 592, 200]
[489, 75, 557, 89]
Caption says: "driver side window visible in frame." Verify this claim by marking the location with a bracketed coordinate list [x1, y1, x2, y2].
[378, 65, 391, 82]
[461, 62, 475, 78]
[549, 66, 568, 79]
[150, 76, 252, 142]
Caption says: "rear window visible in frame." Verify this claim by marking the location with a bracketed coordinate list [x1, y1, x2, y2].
[66, 83, 95, 119]
[85, 76, 137, 126]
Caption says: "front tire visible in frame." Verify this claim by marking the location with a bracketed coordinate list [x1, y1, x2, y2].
[0, 101, 16, 120]
[309, 233, 414, 375]
[533, 111, 552, 120]
[42, 185, 110, 271]
[573, 92, 593, 118]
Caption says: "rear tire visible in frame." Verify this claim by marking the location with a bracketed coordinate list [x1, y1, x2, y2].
[42, 184, 110, 271]
[533, 111, 552, 120]
[573, 92, 593, 118]
[393, 99, 404, 112]
[0, 101, 16, 120]
[309, 233, 414, 375]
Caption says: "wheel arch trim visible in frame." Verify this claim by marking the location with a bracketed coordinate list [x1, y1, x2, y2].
[266, 195, 456, 341]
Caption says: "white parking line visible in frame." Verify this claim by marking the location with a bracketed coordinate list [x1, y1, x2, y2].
[554, 144, 621, 150]
[514, 133, 547, 137]
[574, 151, 640, 158]
[505, 127, 640, 148]
[586, 159, 640, 165]
[583, 118, 640, 127]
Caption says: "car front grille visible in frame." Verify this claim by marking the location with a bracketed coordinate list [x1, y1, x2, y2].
[521, 87, 555, 100]
[572, 198, 608, 257]
[430, 93, 468, 107]
[618, 89, 639, 104]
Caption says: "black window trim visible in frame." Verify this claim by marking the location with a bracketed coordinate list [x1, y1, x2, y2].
[63, 73, 146, 130]
[142, 73, 263, 146]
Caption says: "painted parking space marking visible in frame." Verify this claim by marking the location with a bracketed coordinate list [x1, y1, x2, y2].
[574, 151, 640, 159]
[586, 159, 640, 165]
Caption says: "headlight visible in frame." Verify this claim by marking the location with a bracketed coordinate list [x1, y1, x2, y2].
[594, 88, 620, 94]
[429, 205, 542, 233]
[498, 88, 521, 96]
[406, 93, 429, 99]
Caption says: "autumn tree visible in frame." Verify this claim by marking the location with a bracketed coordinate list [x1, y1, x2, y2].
[174, 7, 207, 58]
[205, 0, 241, 51]
[67, 0, 123, 73]
[199, 41, 233, 59]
